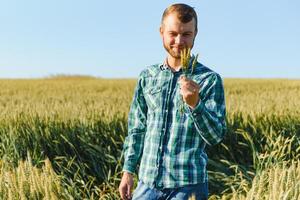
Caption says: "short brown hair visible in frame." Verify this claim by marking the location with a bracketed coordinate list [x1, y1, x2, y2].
[161, 3, 198, 32]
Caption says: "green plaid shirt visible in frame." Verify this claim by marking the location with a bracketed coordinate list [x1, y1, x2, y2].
[122, 60, 226, 189]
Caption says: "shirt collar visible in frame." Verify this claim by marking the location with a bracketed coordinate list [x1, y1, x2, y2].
[159, 58, 183, 73]
[159, 59, 169, 71]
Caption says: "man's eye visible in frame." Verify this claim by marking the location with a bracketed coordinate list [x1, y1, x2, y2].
[183, 33, 191, 37]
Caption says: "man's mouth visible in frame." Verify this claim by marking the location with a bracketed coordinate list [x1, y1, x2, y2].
[172, 46, 180, 51]
[172, 46, 186, 51]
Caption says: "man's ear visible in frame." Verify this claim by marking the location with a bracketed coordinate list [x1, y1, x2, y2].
[159, 25, 164, 38]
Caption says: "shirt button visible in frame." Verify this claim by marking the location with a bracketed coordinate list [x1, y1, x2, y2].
[193, 113, 197, 116]
[165, 110, 168, 113]
[157, 183, 163, 188]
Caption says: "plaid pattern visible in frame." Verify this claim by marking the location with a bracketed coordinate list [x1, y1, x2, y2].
[122, 61, 226, 189]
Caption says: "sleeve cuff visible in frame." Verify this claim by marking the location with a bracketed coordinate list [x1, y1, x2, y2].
[188, 99, 205, 117]
[122, 163, 136, 174]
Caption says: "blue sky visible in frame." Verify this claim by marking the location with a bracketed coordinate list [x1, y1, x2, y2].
[0, 0, 299, 79]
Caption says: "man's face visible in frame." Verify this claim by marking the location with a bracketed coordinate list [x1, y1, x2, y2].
[160, 13, 197, 59]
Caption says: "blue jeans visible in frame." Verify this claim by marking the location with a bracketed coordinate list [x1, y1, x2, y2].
[132, 180, 208, 200]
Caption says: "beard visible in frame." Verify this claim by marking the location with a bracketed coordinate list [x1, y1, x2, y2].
[163, 42, 194, 60]
[163, 43, 182, 59]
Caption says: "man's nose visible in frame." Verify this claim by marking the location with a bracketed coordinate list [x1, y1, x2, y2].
[175, 35, 184, 44]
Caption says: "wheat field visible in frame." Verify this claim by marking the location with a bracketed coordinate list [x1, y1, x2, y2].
[0, 77, 299, 199]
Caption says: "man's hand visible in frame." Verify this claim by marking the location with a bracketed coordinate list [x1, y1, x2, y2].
[119, 171, 134, 200]
[178, 75, 200, 109]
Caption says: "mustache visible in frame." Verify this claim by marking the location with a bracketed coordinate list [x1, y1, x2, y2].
[171, 45, 186, 49]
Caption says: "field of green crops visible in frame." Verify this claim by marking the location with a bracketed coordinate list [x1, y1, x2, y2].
[0, 77, 299, 200]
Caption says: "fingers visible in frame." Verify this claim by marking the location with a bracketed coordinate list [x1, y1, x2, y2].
[179, 81, 200, 94]
[119, 183, 133, 200]
[180, 75, 186, 81]
[127, 184, 132, 200]
[180, 87, 195, 97]
[180, 85, 196, 94]
[179, 76, 200, 90]
[190, 81, 200, 89]
[119, 173, 133, 200]
[119, 184, 127, 200]
[179, 75, 200, 108]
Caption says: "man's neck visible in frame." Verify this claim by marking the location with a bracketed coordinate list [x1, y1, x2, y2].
[167, 56, 181, 72]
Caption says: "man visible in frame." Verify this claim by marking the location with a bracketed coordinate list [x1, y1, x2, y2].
[119, 3, 226, 200]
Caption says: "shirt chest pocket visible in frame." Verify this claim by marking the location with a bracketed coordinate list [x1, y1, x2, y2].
[144, 87, 162, 111]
